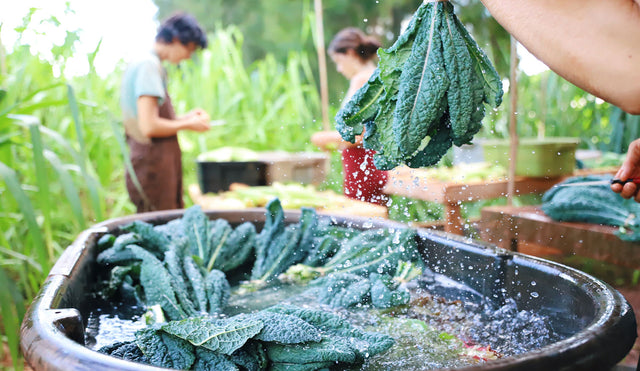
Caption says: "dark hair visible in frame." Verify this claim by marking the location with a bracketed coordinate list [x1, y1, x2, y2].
[156, 13, 208, 49]
[328, 27, 381, 62]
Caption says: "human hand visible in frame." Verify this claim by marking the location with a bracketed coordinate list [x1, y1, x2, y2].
[185, 109, 211, 132]
[612, 138, 640, 202]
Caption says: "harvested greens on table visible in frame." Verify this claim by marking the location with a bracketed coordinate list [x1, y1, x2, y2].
[335, 0, 503, 170]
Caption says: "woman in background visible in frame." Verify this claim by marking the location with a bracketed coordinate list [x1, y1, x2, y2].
[120, 13, 211, 212]
[311, 28, 388, 206]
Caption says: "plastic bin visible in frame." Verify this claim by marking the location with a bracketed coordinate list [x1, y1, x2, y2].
[20, 209, 637, 371]
[196, 160, 266, 193]
[482, 137, 580, 177]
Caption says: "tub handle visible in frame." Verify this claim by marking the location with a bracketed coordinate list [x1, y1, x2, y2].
[44, 308, 85, 345]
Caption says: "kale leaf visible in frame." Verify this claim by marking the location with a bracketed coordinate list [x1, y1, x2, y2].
[160, 316, 263, 355]
[250, 200, 316, 283]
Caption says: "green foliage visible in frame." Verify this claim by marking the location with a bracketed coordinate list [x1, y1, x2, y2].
[102, 304, 393, 370]
[161, 316, 263, 355]
[336, 2, 502, 170]
[166, 26, 321, 156]
[542, 175, 640, 241]
[97, 207, 244, 319]
[305, 272, 411, 309]
[250, 201, 317, 282]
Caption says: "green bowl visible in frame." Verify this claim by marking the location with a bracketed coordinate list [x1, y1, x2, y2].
[481, 137, 580, 177]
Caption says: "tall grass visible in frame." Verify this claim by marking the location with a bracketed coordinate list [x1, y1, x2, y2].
[169, 26, 322, 153]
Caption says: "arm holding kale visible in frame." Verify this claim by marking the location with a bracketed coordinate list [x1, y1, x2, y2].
[480, 0, 640, 114]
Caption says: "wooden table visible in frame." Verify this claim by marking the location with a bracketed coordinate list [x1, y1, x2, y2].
[383, 167, 618, 235]
[478, 205, 640, 270]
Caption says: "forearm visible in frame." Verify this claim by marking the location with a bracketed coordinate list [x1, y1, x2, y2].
[139, 116, 190, 138]
[136, 96, 209, 138]
[480, 0, 640, 113]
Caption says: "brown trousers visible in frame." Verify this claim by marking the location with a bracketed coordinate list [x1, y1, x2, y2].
[125, 94, 184, 213]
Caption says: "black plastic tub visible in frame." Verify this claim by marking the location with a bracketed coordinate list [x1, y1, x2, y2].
[196, 161, 266, 193]
[20, 209, 637, 370]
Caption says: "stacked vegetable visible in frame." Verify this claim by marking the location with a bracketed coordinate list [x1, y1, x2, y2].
[336, 1, 502, 170]
[95, 200, 425, 370]
[542, 175, 640, 241]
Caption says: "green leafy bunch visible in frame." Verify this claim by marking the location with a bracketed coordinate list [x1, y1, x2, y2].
[542, 175, 640, 241]
[335, 1, 503, 170]
[101, 304, 394, 371]
[96, 206, 257, 320]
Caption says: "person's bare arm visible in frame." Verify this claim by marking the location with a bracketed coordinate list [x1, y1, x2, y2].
[480, 0, 640, 114]
[137, 95, 211, 138]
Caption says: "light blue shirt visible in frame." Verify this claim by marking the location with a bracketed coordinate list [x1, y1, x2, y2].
[120, 51, 167, 142]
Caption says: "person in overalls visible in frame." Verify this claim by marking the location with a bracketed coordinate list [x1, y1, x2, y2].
[120, 13, 211, 212]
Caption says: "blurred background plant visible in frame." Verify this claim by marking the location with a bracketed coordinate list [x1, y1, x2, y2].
[1, 1, 639, 369]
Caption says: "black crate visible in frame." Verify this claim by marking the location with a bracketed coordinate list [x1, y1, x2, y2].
[196, 161, 266, 193]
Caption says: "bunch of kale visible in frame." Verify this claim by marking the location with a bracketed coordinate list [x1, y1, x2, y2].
[102, 304, 394, 371]
[96, 199, 425, 370]
[335, 1, 503, 170]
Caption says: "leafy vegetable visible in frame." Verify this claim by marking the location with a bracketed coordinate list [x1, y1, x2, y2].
[542, 175, 640, 241]
[265, 304, 395, 361]
[160, 316, 263, 355]
[241, 311, 322, 344]
[281, 227, 423, 284]
[136, 327, 196, 369]
[336, 1, 502, 170]
[100, 304, 394, 370]
[208, 220, 256, 272]
[250, 200, 316, 283]
[304, 272, 410, 309]
[193, 348, 239, 371]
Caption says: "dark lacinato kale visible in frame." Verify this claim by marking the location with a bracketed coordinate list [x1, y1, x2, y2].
[280, 227, 424, 288]
[304, 272, 410, 310]
[182, 205, 213, 260]
[269, 361, 335, 371]
[127, 244, 187, 321]
[229, 341, 268, 371]
[208, 220, 257, 272]
[250, 200, 316, 283]
[121, 220, 171, 257]
[97, 233, 116, 251]
[542, 175, 640, 241]
[100, 303, 394, 371]
[205, 269, 231, 315]
[193, 348, 239, 371]
[97, 206, 241, 320]
[302, 234, 340, 267]
[164, 245, 199, 318]
[265, 304, 395, 362]
[98, 341, 149, 363]
[240, 311, 322, 344]
[369, 273, 411, 308]
[335, 1, 502, 170]
[135, 327, 196, 369]
[153, 218, 186, 242]
[160, 316, 263, 355]
[307, 272, 372, 308]
[265, 337, 357, 364]
[95, 202, 426, 370]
